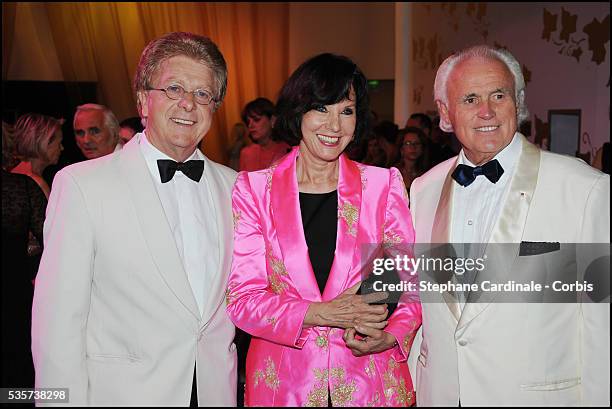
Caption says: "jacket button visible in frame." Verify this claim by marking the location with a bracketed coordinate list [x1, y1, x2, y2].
[458, 340, 467, 346]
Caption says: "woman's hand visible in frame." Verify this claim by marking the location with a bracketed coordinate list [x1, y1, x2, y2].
[342, 326, 398, 356]
[303, 282, 389, 329]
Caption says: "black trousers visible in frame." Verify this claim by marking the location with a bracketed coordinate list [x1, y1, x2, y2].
[190, 368, 198, 407]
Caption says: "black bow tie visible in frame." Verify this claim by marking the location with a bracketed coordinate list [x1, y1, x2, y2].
[157, 159, 204, 183]
[451, 159, 504, 187]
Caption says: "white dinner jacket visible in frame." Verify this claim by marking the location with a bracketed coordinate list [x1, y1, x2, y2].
[32, 136, 238, 406]
[408, 134, 610, 406]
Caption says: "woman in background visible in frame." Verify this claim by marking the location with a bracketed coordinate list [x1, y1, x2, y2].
[2, 123, 47, 389]
[396, 126, 430, 192]
[11, 113, 64, 198]
[239, 97, 290, 171]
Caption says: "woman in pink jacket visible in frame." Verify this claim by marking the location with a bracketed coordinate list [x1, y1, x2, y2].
[226, 53, 421, 407]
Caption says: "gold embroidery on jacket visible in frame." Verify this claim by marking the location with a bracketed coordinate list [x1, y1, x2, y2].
[395, 170, 410, 202]
[357, 164, 368, 190]
[266, 317, 277, 325]
[396, 378, 414, 406]
[330, 367, 357, 406]
[305, 368, 329, 407]
[339, 202, 359, 237]
[315, 334, 328, 350]
[381, 357, 414, 406]
[383, 229, 404, 248]
[382, 357, 399, 401]
[232, 210, 242, 231]
[267, 248, 289, 294]
[366, 391, 381, 407]
[365, 355, 376, 378]
[402, 319, 419, 353]
[225, 284, 237, 306]
[265, 164, 278, 192]
[253, 357, 280, 391]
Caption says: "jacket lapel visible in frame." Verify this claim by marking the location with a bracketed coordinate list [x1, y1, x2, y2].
[117, 136, 200, 320]
[271, 147, 322, 302]
[458, 135, 540, 329]
[321, 154, 362, 301]
[198, 159, 231, 328]
[431, 158, 462, 322]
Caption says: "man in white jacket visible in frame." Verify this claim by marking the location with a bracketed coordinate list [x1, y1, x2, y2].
[409, 44, 609, 406]
[32, 32, 237, 406]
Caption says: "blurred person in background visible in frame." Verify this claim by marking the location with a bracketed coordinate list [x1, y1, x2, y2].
[396, 126, 430, 192]
[239, 97, 290, 171]
[428, 116, 457, 166]
[2, 123, 47, 390]
[119, 116, 145, 145]
[73, 103, 121, 159]
[404, 112, 432, 138]
[11, 113, 64, 198]
[372, 120, 400, 168]
[360, 132, 386, 166]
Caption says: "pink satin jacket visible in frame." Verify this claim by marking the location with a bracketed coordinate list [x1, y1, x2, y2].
[226, 147, 422, 406]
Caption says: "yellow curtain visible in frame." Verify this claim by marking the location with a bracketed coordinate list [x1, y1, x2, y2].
[2, 2, 18, 80]
[42, 2, 289, 164]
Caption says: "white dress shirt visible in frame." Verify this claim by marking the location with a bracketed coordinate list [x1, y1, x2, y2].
[139, 132, 219, 316]
[451, 132, 521, 305]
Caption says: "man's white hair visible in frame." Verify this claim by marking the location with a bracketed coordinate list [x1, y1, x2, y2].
[74, 103, 120, 141]
[433, 45, 529, 132]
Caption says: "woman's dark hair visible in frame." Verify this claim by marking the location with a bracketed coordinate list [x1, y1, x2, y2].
[241, 97, 276, 124]
[119, 117, 144, 133]
[373, 120, 399, 145]
[274, 53, 370, 147]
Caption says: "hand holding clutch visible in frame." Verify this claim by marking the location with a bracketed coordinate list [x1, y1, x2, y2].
[342, 326, 398, 356]
[303, 282, 389, 329]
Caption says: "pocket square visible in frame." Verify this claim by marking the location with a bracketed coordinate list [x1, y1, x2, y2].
[519, 241, 560, 256]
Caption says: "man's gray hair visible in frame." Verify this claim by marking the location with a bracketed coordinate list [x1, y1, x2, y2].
[133, 32, 227, 111]
[74, 103, 120, 142]
[434, 45, 529, 132]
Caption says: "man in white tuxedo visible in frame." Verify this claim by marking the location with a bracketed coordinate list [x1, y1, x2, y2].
[32, 32, 237, 406]
[409, 45, 609, 406]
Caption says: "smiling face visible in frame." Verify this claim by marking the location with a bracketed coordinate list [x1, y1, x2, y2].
[138, 55, 216, 161]
[437, 56, 517, 165]
[299, 89, 357, 165]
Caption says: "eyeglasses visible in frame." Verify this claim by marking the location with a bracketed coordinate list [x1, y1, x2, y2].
[146, 84, 217, 106]
[403, 141, 422, 147]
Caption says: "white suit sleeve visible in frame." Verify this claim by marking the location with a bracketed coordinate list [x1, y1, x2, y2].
[579, 173, 610, 406]
[32, 169, 95, 406]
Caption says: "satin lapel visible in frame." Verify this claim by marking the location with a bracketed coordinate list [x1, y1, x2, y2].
[431, 158, 461, 322]
[271, 147, 322, 302]
[322, 154, 361, 301]
[458, 135, 540, 329]
[117, 137, 200, 319]
[199, 159, 231, 328]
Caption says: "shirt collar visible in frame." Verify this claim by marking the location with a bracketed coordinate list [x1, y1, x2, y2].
[138, 132, 205, 183]
[458, 131, 522, 177]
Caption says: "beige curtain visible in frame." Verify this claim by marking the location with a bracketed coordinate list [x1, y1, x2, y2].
[2, 2, 18, 80]
[41, 2, 289, 163]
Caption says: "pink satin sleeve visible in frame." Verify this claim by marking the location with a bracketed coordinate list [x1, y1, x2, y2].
[226, 172, 312, 348]
[382, 167, 423, 362]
